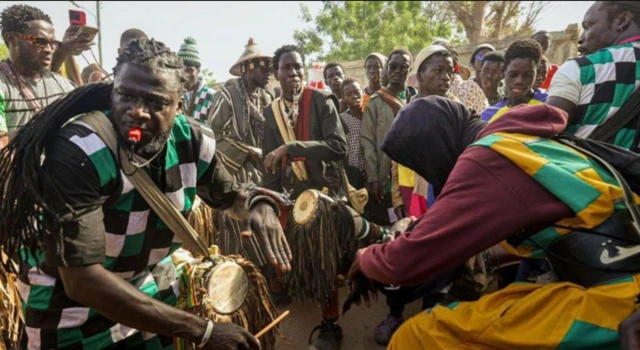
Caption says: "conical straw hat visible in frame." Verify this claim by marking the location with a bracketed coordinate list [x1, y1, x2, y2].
[230, 38, 272, 77]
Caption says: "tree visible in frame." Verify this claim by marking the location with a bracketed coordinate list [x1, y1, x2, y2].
[200, 68, 217, 88]
[294, 1, 461, 62]
[447, 1, 550, 43]
[0, 44, 8, 61]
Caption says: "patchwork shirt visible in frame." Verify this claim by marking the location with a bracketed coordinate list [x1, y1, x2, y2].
[18, 112, 238, 349]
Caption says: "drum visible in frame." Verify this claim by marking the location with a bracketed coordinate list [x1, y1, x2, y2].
[173, 248, 278, 350]
[287, 188, 395, 307]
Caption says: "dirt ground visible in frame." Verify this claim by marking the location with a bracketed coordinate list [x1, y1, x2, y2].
[273, 288, 423, 350]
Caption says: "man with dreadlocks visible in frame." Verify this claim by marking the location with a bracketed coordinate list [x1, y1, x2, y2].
[262, 44, 347, 350]
[209, 38, 274, 282]
[0, 38, 289, 350]
[0, 4, 91, 149]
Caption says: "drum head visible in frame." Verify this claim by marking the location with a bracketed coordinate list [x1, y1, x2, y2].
[293, 190, 319, 225]
[207, 261, 249, 315]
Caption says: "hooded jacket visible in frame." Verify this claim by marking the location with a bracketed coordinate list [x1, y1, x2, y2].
[361, 98, 573, 286]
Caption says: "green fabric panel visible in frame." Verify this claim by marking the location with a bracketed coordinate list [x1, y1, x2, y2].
[140, 280, 160, 299]
[586, 47, 615, 65]
[156, 219, 168, 230]
[603, 275, 634, 285]
[527, 140, 592, 175]
[119, 233, 146, 257]
[172, 114, 191, 143]
[583, 103, 610, 126]
[113, 191, 135, 212]
[20, 248, 46, 268]
[197, 159, 211, 180]
[103, 256, 118, 270]
[471, 134, 503, 148]
[579, 63, 596, 85]
[586, 159, 619, 188]
[88, 147, 117, 187]
[525, 226, 562, 254]
[82, 331, 115, 349]
[613, 128, 636, 150]
[165, 138, 179, 170]
[27, 285, 54, 310]
[557, 320, 619, 350]
[57, 328, 85, 347]
[183, 187, 196, 211]
[532, 163, 601, 214]
[446, 301, 459, 310]
[613, 84, 635, 107]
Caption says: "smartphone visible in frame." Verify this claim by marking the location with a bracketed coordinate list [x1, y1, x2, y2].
[69, 9, 86, 26]
[76, 26, 99, 43]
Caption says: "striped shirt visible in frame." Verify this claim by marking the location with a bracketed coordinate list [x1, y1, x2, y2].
[481, 89, 548, 123]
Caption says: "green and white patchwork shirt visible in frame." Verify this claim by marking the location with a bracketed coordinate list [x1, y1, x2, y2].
[18, 112, 238, 350]
[549, 41, 640, 150]
[183, 79, 216, 124]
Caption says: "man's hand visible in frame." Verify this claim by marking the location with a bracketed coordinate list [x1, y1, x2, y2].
[264, 145, 287, 174]
[394, 205, 408, 220]
[204, 322, 260, 350]
[371, 181, 384, 203]
[59, 25, 95, 56]
[247, 201, 292, 272]
[619, 309, 640, 349]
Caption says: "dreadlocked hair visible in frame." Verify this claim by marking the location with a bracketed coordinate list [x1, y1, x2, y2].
[504, 39, 543, 69]
[0, 38, 184, 272]
[0, 4, 52, 42]
[272, 44, 305, 73]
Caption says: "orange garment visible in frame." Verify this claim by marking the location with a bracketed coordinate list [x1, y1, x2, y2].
[540, 63, 559, 90]
[362, 93, 371, 112]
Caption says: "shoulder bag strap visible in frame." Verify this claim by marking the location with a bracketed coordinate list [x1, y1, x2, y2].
[78, 111, 211, 257]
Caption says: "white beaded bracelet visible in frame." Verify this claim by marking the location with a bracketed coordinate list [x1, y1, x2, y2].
[197, 319, 214, 348]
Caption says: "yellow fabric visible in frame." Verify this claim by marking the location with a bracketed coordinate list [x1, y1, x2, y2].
[390, 161, 404, 209]
[389, 275, 640, 349]
[487, 132, 640, 257]
[389, 132, 640, 349]
[488, 99, 544, 124]
[397, 163, 415, 188]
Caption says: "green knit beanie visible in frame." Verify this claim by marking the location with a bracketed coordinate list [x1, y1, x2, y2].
[178, 37, 201, 68]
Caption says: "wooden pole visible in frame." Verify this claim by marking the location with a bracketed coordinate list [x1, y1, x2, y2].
[96, 1, 103, 65]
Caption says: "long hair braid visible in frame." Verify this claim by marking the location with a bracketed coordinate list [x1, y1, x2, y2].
[0, 38, 184, 272]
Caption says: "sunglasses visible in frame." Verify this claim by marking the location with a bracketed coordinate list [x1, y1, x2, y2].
[16, 34, 61, 49]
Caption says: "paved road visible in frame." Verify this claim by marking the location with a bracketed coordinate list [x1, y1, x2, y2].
[273, 288, 422, 349]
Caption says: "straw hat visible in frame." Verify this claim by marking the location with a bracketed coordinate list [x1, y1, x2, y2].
[229, 38, 272, 77]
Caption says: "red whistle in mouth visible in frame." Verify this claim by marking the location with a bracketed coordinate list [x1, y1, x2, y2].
[128, 127, 142, 143]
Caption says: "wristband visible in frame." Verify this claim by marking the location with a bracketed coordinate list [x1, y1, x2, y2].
[197, 319, 214, 348]
[248, 194, 281, 217]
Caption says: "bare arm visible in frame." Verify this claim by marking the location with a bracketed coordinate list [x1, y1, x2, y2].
[546, 96, 578, 124]
[59, 264, 206, 342]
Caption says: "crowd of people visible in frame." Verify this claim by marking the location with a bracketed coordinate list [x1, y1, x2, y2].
[3, 1, 640, 350]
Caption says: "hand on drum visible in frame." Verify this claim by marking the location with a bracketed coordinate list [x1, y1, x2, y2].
[205, 322, 261, 350]
[248, 202, 292, 272]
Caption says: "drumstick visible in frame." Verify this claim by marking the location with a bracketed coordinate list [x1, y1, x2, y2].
[255, 310, 290, 339]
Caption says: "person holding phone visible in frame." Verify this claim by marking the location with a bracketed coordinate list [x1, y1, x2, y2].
[0, 4, 78, 149]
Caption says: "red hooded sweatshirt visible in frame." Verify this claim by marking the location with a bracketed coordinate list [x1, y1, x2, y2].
[360, 105, 574, 286]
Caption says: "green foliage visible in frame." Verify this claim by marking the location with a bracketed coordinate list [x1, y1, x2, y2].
[200, 68, 217, 88]
[0, 44, 8, 61]
[294, 1, 461, 62]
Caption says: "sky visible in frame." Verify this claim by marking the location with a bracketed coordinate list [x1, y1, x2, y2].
[2, 1, 594, 82]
